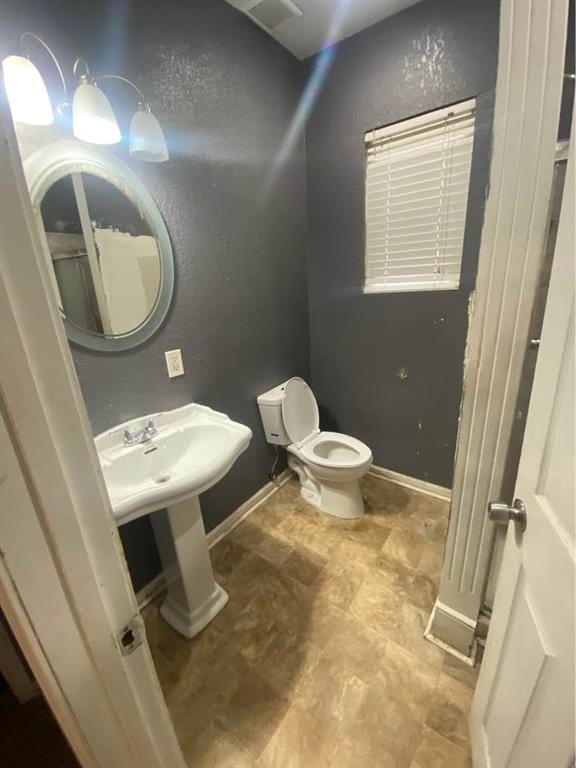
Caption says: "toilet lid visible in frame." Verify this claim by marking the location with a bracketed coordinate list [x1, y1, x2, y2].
[282, 377, 319, 444]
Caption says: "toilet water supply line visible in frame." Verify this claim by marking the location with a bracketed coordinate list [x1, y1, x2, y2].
[268, 446, 281, 483]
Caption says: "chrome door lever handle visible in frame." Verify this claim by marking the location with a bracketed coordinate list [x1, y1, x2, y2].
[488, 498, 527, 533]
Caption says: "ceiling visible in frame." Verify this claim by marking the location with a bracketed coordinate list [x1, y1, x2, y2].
[226, 0, 423, 60]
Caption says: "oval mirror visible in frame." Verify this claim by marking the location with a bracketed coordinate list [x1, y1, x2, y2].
[24, 141, 174, 351]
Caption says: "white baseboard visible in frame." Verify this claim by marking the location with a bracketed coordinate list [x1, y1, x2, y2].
[425, 599, 478, 665]
[369, 464, 451, 502]
[135, 572, 166, 610]
[206, 468, 293, 549]
[136, 469, 293, 610]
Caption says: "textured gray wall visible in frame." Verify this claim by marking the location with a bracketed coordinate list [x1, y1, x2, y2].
[2, 0, 500, 592]
[305, 0, 499, 487]
[1, 0, 310, 591]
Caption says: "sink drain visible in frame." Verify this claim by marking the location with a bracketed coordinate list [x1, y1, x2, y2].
[155, 475, 170, 484]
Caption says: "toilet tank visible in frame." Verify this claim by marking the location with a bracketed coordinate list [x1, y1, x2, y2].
[257, 382, 290, 446]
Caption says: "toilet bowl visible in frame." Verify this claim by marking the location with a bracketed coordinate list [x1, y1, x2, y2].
[257, 378, 373, 519]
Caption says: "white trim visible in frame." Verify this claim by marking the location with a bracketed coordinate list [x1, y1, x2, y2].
[368, 465, 451, 502]
[136, 469, 294, 609]
[430, 0, 569, 655]
[207, 469, 293, 548]
[424, 602, 478, 666]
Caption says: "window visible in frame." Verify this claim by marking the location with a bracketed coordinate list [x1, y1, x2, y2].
[364, 99, 476, 293]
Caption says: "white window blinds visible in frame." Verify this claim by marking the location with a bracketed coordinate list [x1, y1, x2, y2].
[364, 99, 476, 293]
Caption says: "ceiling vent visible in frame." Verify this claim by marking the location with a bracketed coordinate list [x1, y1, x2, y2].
[227, 0, 302, 32]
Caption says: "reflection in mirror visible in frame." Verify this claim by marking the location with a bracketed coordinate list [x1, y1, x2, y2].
[40, 172, 161, 337]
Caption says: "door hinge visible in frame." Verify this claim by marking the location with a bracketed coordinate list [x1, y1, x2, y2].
[117, 615, 144, 657]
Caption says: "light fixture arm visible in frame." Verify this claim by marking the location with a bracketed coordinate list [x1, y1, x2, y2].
[95, 74, 148, 108]
[19, 32, 68, 98]
[72, 56, 92, 82]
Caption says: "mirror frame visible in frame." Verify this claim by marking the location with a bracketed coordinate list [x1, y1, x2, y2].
[24, 140, 174, 352]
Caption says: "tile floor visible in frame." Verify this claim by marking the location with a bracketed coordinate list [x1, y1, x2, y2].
[144, 474, 479, 768]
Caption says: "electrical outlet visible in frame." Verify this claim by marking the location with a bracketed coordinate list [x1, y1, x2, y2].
[165, 349, 184, 378]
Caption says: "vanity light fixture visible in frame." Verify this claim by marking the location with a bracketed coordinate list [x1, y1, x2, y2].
[1, 33, 64, 126]
[2, 33, 169, 161]
[72, 59, 121, 145]
[97, 75, 169, 162]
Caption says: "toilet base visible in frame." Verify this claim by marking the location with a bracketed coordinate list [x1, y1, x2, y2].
[289, 454, 366, 519]
[319, 479, 365, 519]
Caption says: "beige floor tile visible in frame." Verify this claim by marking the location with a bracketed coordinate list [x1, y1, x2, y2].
[222, 551, 311, 620]
[374, 640, 440, 721]
[319, 620, 389, 683]
[227, 592, 279, 662]
[401, 503, 448, 545]
[294, 622, 387, 725]
[259, 704, 340, 768]
[372, 551, 416, 601]
[274, 512, 333, 558]
[183, 720, 260, 768]
[281, 545, 327, 586]
[216, 670, 291, 758]
[333, 536, 384, 571]
[296, 599, 346, 649]
[166, 641, 250, 709]
[230, 521, 294, 568]
[425, 673, 473, 751]
[410, 726, 471, 768]
[167, 646, 251, 749]
[381, 527, 429, 570]
[418, 542, 445, 583]
[145, 473, 465, 766]
[333, 515, 393, 552]
[409, 570, 438, 612]
[311, 559, 368, 611]
[154, 613, 227, 679]
[247, 488, 295, 530]
[346, 679, 423, 746]
[210, 539, 252, 581]
[348, 570, 406, 635]
[361, 475, 415, 522]
[385, 601, 447, 669]
[253, 628, 324, 699]
[294, 653, 368, 726]
[329, 687, 423, 767]
[441, 653, 480, 690]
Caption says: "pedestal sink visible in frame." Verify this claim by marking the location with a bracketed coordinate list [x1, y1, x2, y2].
[95, 403, 252, 638]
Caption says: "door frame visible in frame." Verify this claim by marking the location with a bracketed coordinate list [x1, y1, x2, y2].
[0, 86, 185, 767]
[428, 0, 570, 658]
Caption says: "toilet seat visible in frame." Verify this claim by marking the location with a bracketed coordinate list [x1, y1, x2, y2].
[281, 377, 319, 446]
[299, 431, 372, 470]
[282, 378, 372, 471]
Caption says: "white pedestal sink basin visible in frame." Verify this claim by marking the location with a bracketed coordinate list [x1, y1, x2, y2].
[95, 403, 252, 638]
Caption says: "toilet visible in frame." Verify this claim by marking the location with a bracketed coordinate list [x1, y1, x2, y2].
[257, 378, 373, 519]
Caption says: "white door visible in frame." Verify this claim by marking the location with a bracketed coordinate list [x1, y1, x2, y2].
[469, 131, 575, 767]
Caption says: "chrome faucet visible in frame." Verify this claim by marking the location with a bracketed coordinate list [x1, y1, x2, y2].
[123, 419, 158, 446]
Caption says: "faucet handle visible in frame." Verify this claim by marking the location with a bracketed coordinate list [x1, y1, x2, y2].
[145, 419, 157, 436]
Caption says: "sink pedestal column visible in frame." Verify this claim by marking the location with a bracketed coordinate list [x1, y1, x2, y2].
[151, 497, 228, 638]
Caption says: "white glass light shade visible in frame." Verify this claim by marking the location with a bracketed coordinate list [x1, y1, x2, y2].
[73, 81, 121, 144]
[2, 55, 53, 125]
[129, 108, 169, 162]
